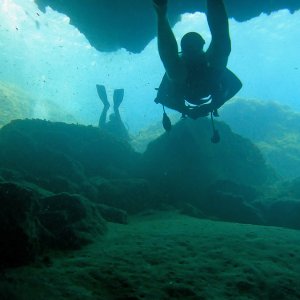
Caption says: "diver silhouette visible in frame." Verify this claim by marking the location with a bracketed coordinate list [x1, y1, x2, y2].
[153, 0, 242, 141]
[96, 84, 130, 141]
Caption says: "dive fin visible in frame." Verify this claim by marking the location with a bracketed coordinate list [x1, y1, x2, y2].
[96, 84, 109, 107]
[113, 89, 124, 109]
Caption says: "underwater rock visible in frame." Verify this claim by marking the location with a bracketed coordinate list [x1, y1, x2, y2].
[0, 81, 76, 128]
[180, 180, 265, 224]
[0, 182, 40, 268]
[0, 119, 139, 191]
[3, 118, 298, 230]
[39, 193, 106, 250]
[0, 119, 155, 216]
[140, 118, 275, 210]
[97, 204, 128, 224]
[0, 182, 107, 268]
[264, 198, 300, 230]
[35, 0, 300, 53]
[91, 177, 157, 214]
[201, 191, 263, 225]
[277, 177, 300, 199]
[0, 82, 33, 128]
[0, 168, 24, 182]
[180, 203, 205, 219]
[207, 179, 259, 203]
[221, 99, 300, 179]
[251, 176, 300, 230]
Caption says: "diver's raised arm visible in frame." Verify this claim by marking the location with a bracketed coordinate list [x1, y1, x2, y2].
[207, 0, 229, 41]
[153, 0, 186, 82]
[206, 0, 231, 67]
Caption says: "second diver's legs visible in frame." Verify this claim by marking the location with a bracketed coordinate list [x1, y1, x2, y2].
[99, 106, 109, 128]
[113, 89, 124, 111]
[111, 88, 130, 141]
[96, 84, 110, 128]
[96, 84, 110, 107]
[113, 88, 124, 121]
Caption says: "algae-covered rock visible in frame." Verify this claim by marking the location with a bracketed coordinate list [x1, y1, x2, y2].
[0, 182, 107, 269]
[140, 118, 275, 208]
[221, 99, 300, 179]
[264, 198, 300, 230]
[0, 81, 76, 128]
[199, 179, 264, 224]
[257, 176, 300, 230]
[39, 193, 106, 250]
[97, 204, 128, 224]
[0, 119, 152, 216]
[91, 177, 157, 214]
[0, 82, 33, 127]
[0, 182, 40, 268]
[0, 119, 139, 193]
[201, 191, 263, 225]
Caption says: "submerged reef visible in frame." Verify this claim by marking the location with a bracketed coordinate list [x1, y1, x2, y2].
[0, 182, 106, 268]
[0, 81, 34, 128]
[0, 81, 76, 128]
[0, 117, 299, 269]
[221, 99, 300, 179]
[139, 117, 274, 206]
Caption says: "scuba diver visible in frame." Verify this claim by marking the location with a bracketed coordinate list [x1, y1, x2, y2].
[96, 84, 130, 141]
[153, 0, 242, 142]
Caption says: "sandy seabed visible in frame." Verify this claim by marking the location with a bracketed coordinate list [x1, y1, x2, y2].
[3, 211, 300, 300]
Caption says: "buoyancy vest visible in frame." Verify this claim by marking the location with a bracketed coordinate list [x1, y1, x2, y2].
[155, 53, 242, 112]
[183, 55, 214, 104]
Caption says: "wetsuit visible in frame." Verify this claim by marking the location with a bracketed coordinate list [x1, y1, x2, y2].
[154, 0, 242, 118]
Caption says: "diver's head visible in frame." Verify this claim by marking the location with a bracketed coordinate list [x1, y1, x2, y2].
[180, 32, 205, 59]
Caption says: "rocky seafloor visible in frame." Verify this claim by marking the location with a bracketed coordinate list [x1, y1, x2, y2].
[0, 116, 300, 299]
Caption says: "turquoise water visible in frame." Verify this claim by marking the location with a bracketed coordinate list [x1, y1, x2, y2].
[1, 2, 300, 298]
[0, 0, 299, 133]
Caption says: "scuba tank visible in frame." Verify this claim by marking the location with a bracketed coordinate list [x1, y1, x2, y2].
[162, 105, 172, 132]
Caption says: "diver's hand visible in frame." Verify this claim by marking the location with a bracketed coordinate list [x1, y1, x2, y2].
[153, 0, 168, 16]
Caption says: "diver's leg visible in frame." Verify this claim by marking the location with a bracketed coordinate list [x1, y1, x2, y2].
[111, 93, 129, 140]
[113, 89, 124, 111]
[153, 0, 186, 82]
[96, 84, 110, 107]
[99, 106, 109, 128]
[112, 89, 125, 123]
[97, 84, 110, 128]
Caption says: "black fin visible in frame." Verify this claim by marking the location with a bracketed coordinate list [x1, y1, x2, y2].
[96, 84, 109, 107]
[113, 89, 124, 109]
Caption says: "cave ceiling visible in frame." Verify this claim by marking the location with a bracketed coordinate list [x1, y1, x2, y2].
[35, 0, 300, 53]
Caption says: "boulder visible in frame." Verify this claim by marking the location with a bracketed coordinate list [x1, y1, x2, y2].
[0, 182, 40, 268]
[38, 193, 106, 250]
[140, 118, 275, 209]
